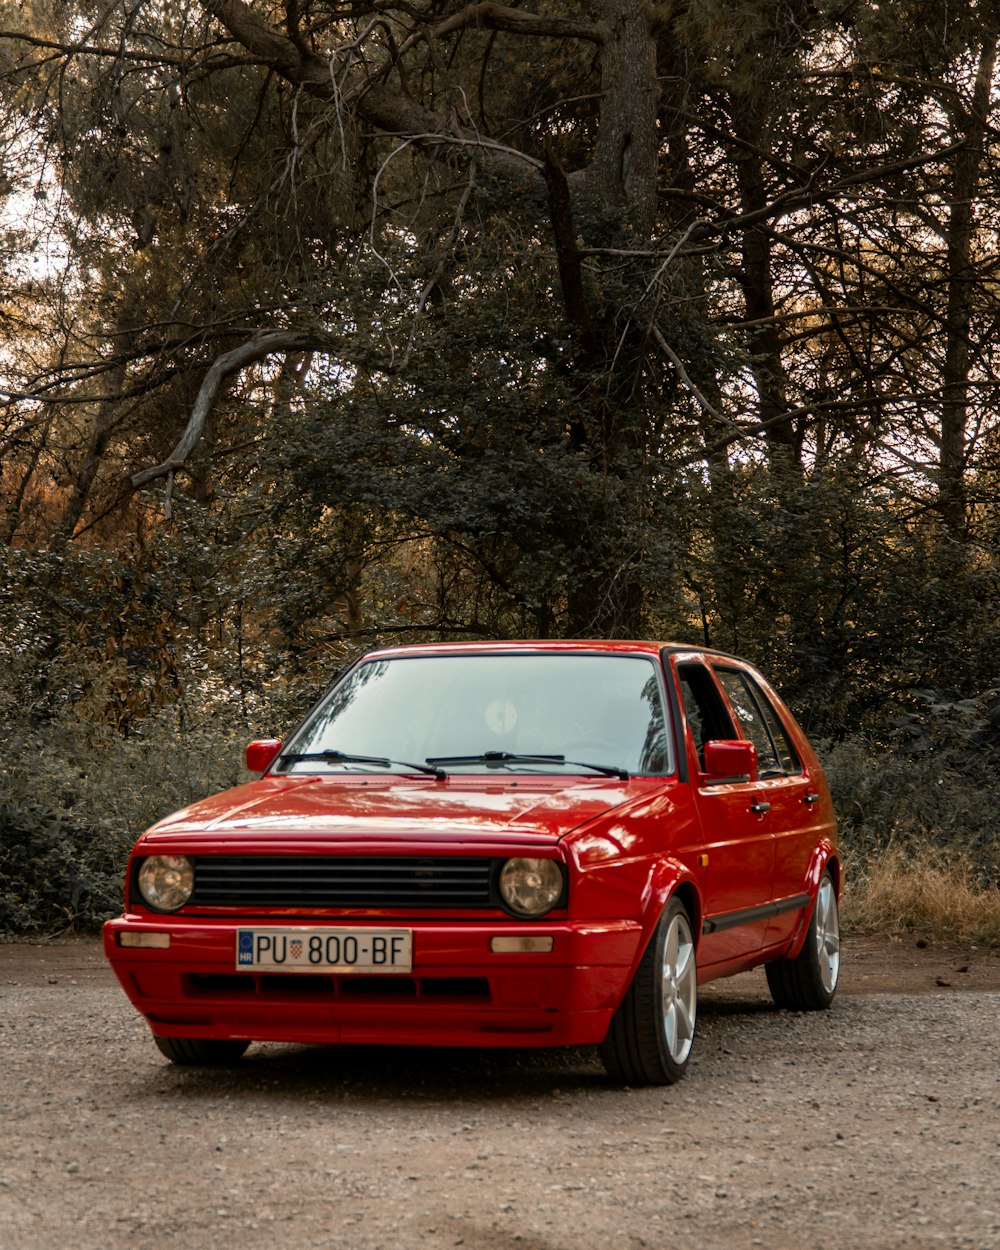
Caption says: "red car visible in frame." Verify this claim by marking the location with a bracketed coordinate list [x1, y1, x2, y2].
[103, 641, 841, 1084]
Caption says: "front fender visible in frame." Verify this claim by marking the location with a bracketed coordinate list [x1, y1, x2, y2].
[621, 856, 702, 992]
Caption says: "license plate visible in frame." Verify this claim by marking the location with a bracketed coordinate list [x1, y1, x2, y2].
[236, 928, 412, 973]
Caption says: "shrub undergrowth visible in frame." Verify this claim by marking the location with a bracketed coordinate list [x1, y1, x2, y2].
[0, 704, 249, 933]
[839, 848, 1000, 945]
[0, 662, 320, 934]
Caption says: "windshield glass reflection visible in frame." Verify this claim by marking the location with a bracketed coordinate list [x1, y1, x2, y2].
[279, 654, 671, 776]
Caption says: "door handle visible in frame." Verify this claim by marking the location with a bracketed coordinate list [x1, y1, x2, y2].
[803, 792, 820, 805]
[750, 801, 771, 815]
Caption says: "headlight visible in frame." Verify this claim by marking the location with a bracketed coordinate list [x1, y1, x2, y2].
[137, 855, 195, 912]
[498, 858, 564, 917]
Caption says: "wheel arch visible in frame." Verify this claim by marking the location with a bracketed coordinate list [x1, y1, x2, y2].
[784, 840, 840, 961]
[622, 858, 702, 996]
[670, 879, 702, 943]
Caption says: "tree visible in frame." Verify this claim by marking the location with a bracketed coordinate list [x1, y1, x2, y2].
[2, 0, 1000, 656]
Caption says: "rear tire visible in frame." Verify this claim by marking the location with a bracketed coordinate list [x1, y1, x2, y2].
[765, 870, 840, 1011]
[600, 897, 697, 1085]
[153, 1035, 250, 1066]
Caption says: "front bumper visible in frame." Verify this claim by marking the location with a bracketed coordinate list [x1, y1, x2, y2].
[103, 915, 643, 1048]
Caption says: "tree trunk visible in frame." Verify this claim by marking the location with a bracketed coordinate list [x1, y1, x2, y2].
[581, 0, 659, 236]
[53, 326, 133, 544]
[733, 111, 799, 467]
[940, 36, 996, 540]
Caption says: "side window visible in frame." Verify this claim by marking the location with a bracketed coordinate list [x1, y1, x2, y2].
[715, 669, 801, 777]
[677, 662, 737, 765]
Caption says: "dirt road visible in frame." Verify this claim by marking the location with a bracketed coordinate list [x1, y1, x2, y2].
[1, 935, 998, 1250]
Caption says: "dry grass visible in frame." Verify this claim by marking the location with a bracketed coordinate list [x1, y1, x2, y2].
[842, 848, 1000, 945]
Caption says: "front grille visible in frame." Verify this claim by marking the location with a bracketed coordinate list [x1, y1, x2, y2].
[189, 855, 495, 909]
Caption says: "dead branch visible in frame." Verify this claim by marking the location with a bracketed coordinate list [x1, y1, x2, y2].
[130, 329, 322, 491]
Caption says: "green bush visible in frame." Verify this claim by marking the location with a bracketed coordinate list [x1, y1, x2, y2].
[0, 543, 326, 934]
[0, 705, 246, 933]
[822, 689, 1000, 887]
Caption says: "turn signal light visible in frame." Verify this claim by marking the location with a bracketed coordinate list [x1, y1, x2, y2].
[490, 936, 554, 953]
[118, 932, 171, 949]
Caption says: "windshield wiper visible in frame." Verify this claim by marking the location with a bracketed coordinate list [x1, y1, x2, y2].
[426, 751, 629, 780]
[280, 750, 446, 780]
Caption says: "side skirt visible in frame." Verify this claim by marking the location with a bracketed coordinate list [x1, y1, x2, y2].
[702, 892, 811, 936]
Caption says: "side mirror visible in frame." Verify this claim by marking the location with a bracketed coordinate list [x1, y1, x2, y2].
[702, 738, 757, 781]
[246, 739, 283, 774]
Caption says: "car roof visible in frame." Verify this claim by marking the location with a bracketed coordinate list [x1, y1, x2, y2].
[356, 639, 751, 664]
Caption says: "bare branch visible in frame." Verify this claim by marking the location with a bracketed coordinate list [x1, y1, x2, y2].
[203, 0, 444, 132]
[397, 3, 604, 56]
[0, 29, 182, 65]
[651, 326, 745, 434]
[200, 0, 546, 182]
[130, 330, 322, 490]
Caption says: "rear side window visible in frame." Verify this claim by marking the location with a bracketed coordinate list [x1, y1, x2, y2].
[715, 669, 801, 777]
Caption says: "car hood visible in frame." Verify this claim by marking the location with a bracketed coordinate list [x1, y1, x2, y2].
[139, 775, 652, 851]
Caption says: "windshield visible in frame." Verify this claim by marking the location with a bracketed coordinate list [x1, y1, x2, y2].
[279, 653, 672, 776]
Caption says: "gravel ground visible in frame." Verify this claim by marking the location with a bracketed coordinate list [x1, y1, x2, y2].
[0, 936, 998, 1250]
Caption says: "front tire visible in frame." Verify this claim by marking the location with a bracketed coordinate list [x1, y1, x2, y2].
[765, 869, 840, 1011]
[153, 1036, 250, 1066]
[600, 897, 698, 1085]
